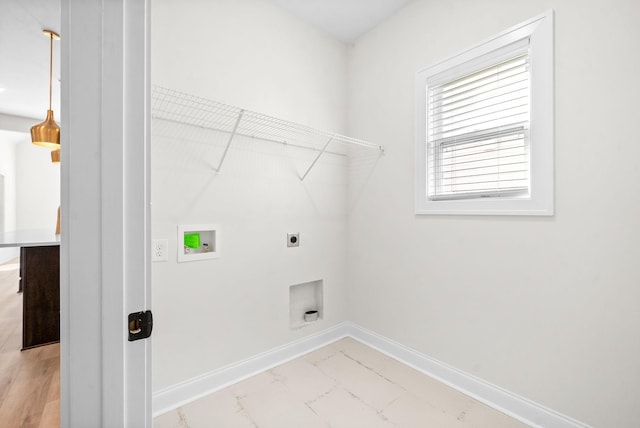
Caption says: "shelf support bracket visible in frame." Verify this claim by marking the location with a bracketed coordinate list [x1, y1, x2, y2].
[215, 109, 244, 173]
[300, 136, 333, 181]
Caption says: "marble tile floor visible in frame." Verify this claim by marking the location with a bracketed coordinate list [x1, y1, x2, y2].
[154, 337, 529, 428]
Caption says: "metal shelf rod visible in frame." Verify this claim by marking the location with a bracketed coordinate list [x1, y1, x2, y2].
[215, 109, 244, 173]
[301, 136, 333, 181]
[151, 86, 384, 177]
[152, 116, 349, 157]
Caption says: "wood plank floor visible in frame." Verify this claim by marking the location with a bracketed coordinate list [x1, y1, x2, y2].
[0, 258, 59, 428]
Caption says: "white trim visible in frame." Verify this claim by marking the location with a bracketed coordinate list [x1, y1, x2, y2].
[61, 0, 151, 426]
[121, 0, 152, 426]
[415, 10, 554, 216]
[347, 323, 591, 428]
[417, 11, 550, 79]
[152, 323, 349, 417]
[153, 322, 589, 428]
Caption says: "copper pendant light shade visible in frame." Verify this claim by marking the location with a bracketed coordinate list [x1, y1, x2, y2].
[31, 29, 60, 149]
[51, 149, 60, 163]
[31, 109, 60, 148]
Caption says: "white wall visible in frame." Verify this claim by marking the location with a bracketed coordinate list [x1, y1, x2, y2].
[152, 0, 348, 132]
[14, 138, 61, 231]
[0, 131, 60, 263]
[0, 135, 18, 263]
[151, 0, 350, 390]
[347, 0, 640, 427]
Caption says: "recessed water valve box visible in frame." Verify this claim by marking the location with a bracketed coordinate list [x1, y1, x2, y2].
[287, 233, 299, 247]
[178, 224, 220, 262]
[289, 279, 323, 329]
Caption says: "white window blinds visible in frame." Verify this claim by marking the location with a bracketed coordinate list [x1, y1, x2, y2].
[427, 53, 530, 200]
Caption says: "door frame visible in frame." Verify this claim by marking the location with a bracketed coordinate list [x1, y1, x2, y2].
[60, 0, 151, 426]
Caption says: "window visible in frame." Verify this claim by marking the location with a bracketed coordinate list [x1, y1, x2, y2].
[429, 52, 530, 200]
[415, 11, 554, 215]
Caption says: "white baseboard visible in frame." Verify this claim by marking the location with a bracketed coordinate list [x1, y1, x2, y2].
[153, 321, 590, 428]
[152, 322, 349, 417]
[345, 322, 591, 428]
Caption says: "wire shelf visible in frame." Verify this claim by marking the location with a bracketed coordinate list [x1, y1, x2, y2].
[151, 85, 383, 179]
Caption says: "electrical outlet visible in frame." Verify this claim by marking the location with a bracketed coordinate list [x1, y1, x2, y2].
[152, 239, 168, 262]
[287, 233, 299, 247]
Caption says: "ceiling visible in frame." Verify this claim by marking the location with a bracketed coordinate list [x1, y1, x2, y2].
[272, 0, 411, 43]
[0, 0, 408, 126]
[0, 0, 61, 121]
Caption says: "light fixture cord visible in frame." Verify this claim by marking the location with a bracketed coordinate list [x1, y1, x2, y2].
[48, 32, 53, 111]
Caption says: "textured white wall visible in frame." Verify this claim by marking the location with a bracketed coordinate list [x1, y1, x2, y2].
[151, 0, 350, 390]
[347, 0, 640, 427]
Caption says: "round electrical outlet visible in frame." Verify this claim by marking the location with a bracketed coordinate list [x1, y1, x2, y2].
[287, 233, 300, 247]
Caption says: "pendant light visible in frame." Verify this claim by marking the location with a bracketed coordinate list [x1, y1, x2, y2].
[31, 29, 60, 149]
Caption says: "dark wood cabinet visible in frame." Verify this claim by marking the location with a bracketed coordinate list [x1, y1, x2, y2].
[21, 245, 60, 349]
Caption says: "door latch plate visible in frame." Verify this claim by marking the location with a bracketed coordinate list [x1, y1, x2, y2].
[128, 310, 153, 341]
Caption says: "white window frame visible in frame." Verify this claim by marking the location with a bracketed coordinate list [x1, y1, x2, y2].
[415, 10, 554, 216]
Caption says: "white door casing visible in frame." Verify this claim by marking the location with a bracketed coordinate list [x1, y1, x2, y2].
[60, 0, 151, 426]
